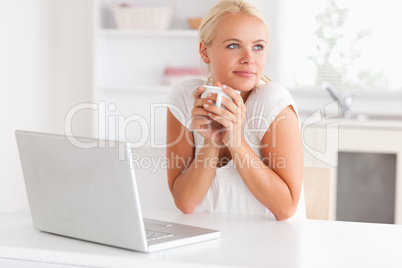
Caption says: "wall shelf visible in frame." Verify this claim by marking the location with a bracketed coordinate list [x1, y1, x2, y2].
[94, 0, 214, 145]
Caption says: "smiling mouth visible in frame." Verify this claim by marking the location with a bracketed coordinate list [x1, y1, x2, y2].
[233, 71, 256, 78]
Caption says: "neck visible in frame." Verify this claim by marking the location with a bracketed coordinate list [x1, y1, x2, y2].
[241, 90, 252, 103]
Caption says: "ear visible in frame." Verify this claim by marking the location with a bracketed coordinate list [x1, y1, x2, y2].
[199, 41, 210, 64]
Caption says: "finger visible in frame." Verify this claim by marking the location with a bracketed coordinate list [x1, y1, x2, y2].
[192, 107, 211, 118]
[203, 102, 235, 121]
[219, 97, 239, 115]
[191, 114, 212, 126]
[207, 112, 232, 128]
[214, 81, 222, 88]
[192, 114, 212, 123]
[194, 97, 212, 108]
[221, 85, 243, 106]
[192, 118, 212, 129]
[203, 92, 218, 102]
[221, 85, 246, 120]
[193, 86, 205, 100]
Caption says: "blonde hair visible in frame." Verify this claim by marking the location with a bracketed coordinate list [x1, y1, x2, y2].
[198, 0, 272, 83]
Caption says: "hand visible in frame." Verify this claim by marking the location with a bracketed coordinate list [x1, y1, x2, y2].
[202, 84, 246, 148]
[191, 82, 225, 145]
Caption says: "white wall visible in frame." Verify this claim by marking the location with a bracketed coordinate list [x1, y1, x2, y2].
[52, 0, 94, 137]
[0, 0, 55, 212]
[0, 0, 94, 212]
[1, 0, 399, 214]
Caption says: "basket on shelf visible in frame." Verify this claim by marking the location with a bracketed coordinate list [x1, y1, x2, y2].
[112, 2, 173, 30]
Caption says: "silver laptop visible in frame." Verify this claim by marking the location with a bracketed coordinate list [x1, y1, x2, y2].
[15, 130, 220, 253]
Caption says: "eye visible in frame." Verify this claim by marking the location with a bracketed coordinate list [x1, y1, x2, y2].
[254, 44, 264, 51]
[227, 43, 240, 49]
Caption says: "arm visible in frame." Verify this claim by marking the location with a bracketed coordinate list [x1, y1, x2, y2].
[204, 85, 303, 220]
[230, 106, 304, 221]
[166, 110, 219, 213]
[166, 84, 225, 214]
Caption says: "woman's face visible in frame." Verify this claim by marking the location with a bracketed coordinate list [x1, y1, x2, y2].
[201, 13, 269, 92]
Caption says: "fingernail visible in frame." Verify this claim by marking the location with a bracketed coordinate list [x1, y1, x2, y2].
[204, 104, 209, 108]
[207, 93, 212, 97]
[222, 85, 227, 89]
[208, 100, 213, 104]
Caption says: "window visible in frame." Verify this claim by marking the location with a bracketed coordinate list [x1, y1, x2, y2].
[273, 0, 402, 91]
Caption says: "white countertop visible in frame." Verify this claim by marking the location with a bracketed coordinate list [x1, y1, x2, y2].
[1, 209, 402, 267]
[299, 112, 402, 130]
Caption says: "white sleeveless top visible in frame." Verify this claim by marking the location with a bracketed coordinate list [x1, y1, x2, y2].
[167, 79, 306, 220]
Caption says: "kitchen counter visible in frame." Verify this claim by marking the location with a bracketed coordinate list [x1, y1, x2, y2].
[2, 209, 402, 267]
[300, 111, 402, 130]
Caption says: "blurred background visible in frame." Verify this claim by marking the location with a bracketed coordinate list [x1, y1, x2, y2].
[1, 0, 401, 224]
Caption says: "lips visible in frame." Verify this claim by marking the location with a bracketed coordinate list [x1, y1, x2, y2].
[233, 70, 256, 78]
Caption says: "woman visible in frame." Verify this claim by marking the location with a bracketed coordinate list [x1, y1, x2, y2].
[166, 0, 305, 220]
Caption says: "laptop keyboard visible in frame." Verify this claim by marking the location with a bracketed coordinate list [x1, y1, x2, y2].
[145, 229, 174, 241]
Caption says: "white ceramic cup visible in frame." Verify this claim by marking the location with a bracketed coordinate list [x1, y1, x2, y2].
[200, 85, 240, 109]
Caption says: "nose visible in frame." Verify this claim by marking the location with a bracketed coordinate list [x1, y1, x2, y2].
[240, 49, 254, 65]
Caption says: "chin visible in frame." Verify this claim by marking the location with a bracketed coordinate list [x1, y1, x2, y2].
[230, 80, 259, 91]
